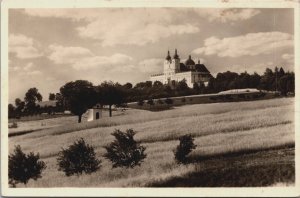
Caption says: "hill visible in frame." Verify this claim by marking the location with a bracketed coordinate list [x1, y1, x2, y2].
[9, 97, 295, 187]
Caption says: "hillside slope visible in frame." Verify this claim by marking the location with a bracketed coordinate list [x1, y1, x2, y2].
[9, 97, 295, 187]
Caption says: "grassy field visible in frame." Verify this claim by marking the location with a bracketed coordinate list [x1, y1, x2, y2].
[8, 97, 295, 187]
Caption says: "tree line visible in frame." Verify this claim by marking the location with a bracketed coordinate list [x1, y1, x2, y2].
[8, 67, 294, 122]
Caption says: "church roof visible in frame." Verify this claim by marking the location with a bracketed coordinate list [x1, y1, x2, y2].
[195, 63, 209, 73]
[180, 63, 189, 71]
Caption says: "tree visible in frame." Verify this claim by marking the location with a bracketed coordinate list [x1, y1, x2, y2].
[24, 88, 42, 104]
[134, 81, 150, 89]
[97, 81, 125, 117]
[55, 93, 65, 112]
[57, 138, 101, 176]
[123, 82, 133, 89]
[8, 104, 15, 119]
[259, 68, 275, 91]
[278, 73, 295, 96]
[60, 80, 97, 123]
[174, 134, 196, 164]
[9, 145, 46, 187]
[49, 93, 56, 101]
[15, 98, 25, 117]
[104, 129, 146, 168]
[279, 67, 285, 78]
[153, 81, 163, 88]
[24, 88, 43, 115]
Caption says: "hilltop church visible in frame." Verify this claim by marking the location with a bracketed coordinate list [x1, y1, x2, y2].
[150, 49, 212, 87]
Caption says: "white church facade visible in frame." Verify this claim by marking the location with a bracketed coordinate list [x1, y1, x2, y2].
[150, 49, 212, 87]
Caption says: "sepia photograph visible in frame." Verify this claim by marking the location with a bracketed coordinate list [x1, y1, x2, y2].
[1, 0, 299, 197]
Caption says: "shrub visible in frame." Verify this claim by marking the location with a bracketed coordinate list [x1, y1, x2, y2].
[157, 99, 164, 104]
[165, 98, 173, 105]
[9, 145, 46, 187]
[174, 134, 197, 164]
[137, 99, 144, 106]
[147, 99, 154, 105]
[57, 138, 101, 176]
[181, 97, 186, 103]
[8, 122, 18, 129]
[104, 129, 146, 168]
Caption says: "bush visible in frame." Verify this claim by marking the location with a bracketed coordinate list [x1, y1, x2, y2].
[137, 99, 144, 106]
[104, 129, 146, 168]
[57, 138, 101, 176]
[181, 97, 186, 103]
[9, 145, 46, 187]
[174, 134, 197, 164]
[147, 99, 154, 105]
[157, 99, 164, 104]
[165, 98, 173, 105]
[8, 122, 18, 129]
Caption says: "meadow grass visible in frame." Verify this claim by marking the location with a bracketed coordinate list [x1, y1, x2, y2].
[9, 97, 295, 187]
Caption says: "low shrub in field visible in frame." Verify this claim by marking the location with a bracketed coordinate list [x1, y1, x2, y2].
[9, 145, 46, 187]
[174, 134, 197, 164]
[147, 99, 154, 106]
[165, 98, 173, 105]
[137, 99, 144, 106]
[57, 138, 101, 176]
[157, 99, 164, 104]
[104, 129, 146, 168]
[8, 122, 18, 129]
[181, 97, 186, 103]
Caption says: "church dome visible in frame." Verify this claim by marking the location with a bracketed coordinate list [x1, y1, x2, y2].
[185, 55, 195, 66]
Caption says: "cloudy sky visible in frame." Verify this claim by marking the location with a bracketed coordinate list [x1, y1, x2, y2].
[9, 8, 294, 102]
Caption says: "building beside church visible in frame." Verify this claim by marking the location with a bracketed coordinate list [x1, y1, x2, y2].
[150, 49, 212, 87]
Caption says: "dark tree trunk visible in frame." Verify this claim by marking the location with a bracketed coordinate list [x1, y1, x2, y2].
[109, 105, 112, 117]
[78, 114, 82, 123]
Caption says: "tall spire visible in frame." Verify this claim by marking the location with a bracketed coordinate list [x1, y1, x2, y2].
[173, 48, 179, 59]
[165, 50, 171, 61]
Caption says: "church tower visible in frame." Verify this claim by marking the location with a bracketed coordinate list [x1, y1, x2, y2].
[164, 50, 173, 74]
[171, 49, 180, 73]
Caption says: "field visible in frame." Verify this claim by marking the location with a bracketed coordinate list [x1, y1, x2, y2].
[8, 97, 295, 187]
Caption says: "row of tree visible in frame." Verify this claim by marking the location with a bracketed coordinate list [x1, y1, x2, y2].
[9, 129, 195, 187]
[8, 67, 295, 122]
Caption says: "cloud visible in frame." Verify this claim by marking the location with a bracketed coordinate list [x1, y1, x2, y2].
[282, 53, 294, 64]
[195, 9, 260, 23]
[26, 70, 42, 75]
[24, 8, 200, 47]
[48, 44, 133, 70]
[48, 44, 93, 64]
[193, 32, 293, 58]
[23, 8, 100, 21]
[9, 61, 42, 76]
[9, 34, 43, 59]
[138, 58, 164, 74]
[24, 62, 34, 71]
[76, 9, 199, 46]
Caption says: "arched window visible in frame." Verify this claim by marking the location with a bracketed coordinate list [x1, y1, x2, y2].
[95, 112, 100, 120]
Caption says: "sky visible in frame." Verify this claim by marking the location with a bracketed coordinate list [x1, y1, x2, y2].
[8, 8, 294, 103]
